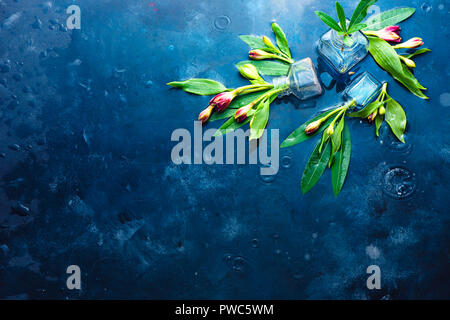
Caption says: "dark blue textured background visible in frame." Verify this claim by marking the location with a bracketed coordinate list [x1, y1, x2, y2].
[0, 0, 448, 299]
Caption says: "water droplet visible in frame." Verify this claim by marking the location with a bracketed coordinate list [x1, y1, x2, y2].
[421, 2, 432, 13]
[11, 202, 30, 216]
[259, 163, 277, 184]
[304, 253, 311, 261]
[251, 238, 259, 248]
[382, 166, 416, 199]
[274, 249, 281, 255]
[232, 256, 245, 273]
[281, 155, 292, 168]
[380, 125, 412, 154]
[312, 233, 318, 239]
[168, 45, 174, 51]
[214, 15, 231, 30]
[145, 80, 153, 88]
[8, 144, 21, 151]
[438, 4, 445, 10]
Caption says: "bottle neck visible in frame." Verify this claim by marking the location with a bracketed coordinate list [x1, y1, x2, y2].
[272, 76, 291, 98]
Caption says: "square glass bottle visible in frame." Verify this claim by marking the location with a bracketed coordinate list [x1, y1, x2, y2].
[317, 27, 369, 74]
[272, 57, 322, 100]
[343, 71, 382, 107]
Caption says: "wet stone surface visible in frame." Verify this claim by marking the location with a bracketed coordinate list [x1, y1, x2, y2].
[0, 0, 448, 299]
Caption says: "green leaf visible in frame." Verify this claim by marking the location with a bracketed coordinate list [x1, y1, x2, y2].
[167, 79, 227, 95]
[281, 108, 338, 148]
[363, 7, 415, 31]
[375, 114, 383, 136]
[403, 48, 431, 59]
[213, 113, 252, 137]
[331, 123, 351, 196]
[349, 0, 377, 29]
[330, 116, 345, 165]
[368, 36, 404, 76]
[236, 60, 290, 76]
[348, 23, 367, 34]
[239, 35, 266, 49]
[271, 23, 291, 58]
[392, 64, 429, 99]
[249, 99, 270, 140]
[336, 2, 347, 32]
[368, 37, 428, 99]
[229, 90, 269, 109]
[385, 97, 406, 143]
[301, 139, 332, 194]
[348, 101, 382, 118]
[315, 11, 343, 32]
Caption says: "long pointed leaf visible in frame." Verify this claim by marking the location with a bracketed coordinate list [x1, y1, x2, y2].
[349, 0, 377, 29]
[363, 7, 415, 31]
[385, 97, 406, 143]
[236, 60, 290, 76]
[331, 123, 351, 196]
[281, 108, 338, 148]
[167, 79, 227, 95]
[315, 11, 343, 32]
[336, 2, 347, 32]
[272, 23, 291, 58]
[301, 139, 331, 194]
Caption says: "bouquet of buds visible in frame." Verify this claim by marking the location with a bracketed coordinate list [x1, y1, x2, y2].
[168, 23, 295, 140]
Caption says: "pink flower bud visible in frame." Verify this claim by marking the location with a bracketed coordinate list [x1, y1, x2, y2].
[209, 91, 236, 112]
[249, 49, 273, 60]
[234, 103, 254, 122]
[365, 26, 401, 43]
[198, 105, 214, 123]
[393, 37, 423, 49]
[304, 119, 322, 135]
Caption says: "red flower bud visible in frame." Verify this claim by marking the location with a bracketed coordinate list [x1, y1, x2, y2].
[209, 91, 236, 112]
[198, 105, 214, 123]
[368, 110, 378, 123]
[365, 26, 401, 43]
[234, 103, 254, 122]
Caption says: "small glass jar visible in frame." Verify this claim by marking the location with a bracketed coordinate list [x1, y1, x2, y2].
[317, 27, 369, 74]
[343, 71, 382, 107]
[272, 57, 322, 100]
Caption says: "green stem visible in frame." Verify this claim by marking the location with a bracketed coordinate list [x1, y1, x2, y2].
[270, 54, 294, 64]
[233, 84, 273, 95]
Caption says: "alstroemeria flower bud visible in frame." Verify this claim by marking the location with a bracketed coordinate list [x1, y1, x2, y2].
[379, 106, 386, 115]
[263, 36, 277, 49]
[393, 37, 423, 49]
[305, 119, 322, 135]
[249, 49, 273, 60]
[399, 55, 416, 68]
[234, 103, 254, 122]
[238, 64, 260, 80]
[368, 110, 378, 123]
[209, 91, 236, 112]
[364, 26, 401, 43]
[198, 105, 214, 123]
[326, 125, 334, 136]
